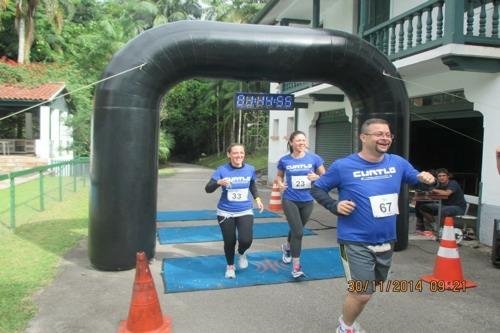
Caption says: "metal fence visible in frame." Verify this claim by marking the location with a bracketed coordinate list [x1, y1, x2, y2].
[0, 157, 89, 229]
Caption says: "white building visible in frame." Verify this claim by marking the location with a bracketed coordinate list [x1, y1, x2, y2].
[254, 0, 500, 246]
[0, 83, 74, 164]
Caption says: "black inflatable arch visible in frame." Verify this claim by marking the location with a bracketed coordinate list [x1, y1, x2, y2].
[90, 21, 410, 271]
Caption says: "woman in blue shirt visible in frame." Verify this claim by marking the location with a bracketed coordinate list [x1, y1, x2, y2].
[205, 143, 264, 279]
[276, 131, 325, 278]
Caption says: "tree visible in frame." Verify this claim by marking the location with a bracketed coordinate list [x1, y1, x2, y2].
[199, 0, 269, 154]
[0, 0, 9, 18]
[14, 0, 70, 64]
[161, 79, 214, 160]
[152, 0, 202, 26]
[58, 0, 152, 155]
[105, 0, 158, 34]
[201, 0, 229, 21]
[203, 0, 266, 23]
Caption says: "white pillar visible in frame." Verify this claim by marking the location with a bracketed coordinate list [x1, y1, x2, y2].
[36, 106, 51, 159]
[59, 110, 73, 158]
[51, 108, 60, 158]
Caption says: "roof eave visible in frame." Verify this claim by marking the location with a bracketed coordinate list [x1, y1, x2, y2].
[47, 84, 66, 102]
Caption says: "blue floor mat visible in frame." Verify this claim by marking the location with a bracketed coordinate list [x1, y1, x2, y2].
[156, 209, 281, 222]
[157, 222, 315, 244]
[161, 247, 344, 293]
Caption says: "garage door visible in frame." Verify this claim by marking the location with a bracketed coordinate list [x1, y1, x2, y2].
[315, 110, 352, 167]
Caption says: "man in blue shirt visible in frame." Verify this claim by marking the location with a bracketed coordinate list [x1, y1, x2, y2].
[311, 118, 435, 333]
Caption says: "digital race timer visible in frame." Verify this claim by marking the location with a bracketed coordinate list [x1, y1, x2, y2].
[234, 93, 295, 110]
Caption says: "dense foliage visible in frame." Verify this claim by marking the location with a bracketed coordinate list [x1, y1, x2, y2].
[0, 0, 269, 161]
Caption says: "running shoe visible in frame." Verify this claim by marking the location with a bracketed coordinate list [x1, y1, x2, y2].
[225, 267, 236, 279]
[335, 321, 366, 333]
[291, 265, 305, 279]
[281, 243, 292, 264]
[238, 253, 248, 269]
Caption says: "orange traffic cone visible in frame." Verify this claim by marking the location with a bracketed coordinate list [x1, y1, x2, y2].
[421, 217, 477, 290]
[118, 252, 172, 333]
[268, 180, 283, 212]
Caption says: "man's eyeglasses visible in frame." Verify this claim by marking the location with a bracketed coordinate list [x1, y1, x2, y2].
[363, 132, 395, 139]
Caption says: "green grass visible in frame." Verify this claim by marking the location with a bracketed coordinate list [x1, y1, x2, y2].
[198, 148, 268, 170]
[0, 188, 89, 333]
[158, 166, 175, 178]
[0, 175, 86, 229]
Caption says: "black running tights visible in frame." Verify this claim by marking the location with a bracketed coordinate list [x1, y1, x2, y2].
[217, 214, 254, 265]
[282, 199, 313, 258]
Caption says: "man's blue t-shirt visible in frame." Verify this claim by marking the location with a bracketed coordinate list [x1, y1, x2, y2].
[211, 163, 256, 212]
[314, 153, 419, 244]
[278, 152, 324, 202]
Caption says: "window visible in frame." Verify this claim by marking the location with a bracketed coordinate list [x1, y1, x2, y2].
[272, 119, 279, 139]
[364, 0, 390, 30]
[411, 91, 466, 108]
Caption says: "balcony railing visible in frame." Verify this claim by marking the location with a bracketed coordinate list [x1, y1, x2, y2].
[361, 0, 500, 61]
[281, 82, 316, 94]
[0, 139, 35, 155]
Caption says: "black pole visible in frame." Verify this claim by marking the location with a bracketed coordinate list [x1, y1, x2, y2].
[313, 0, 320, 28]
[493, 219, 500, 268]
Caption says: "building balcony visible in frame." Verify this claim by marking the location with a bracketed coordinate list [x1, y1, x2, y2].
[361, 0, 500, 61]
[282, 0, 500, 94]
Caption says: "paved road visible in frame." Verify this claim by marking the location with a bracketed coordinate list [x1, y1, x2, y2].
[25, 163, 500, 333]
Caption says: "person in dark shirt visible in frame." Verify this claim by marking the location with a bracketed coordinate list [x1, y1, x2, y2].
[418, 168, 466, 229]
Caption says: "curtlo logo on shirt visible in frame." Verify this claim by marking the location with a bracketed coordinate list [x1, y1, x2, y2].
[352, 167, 396, 181]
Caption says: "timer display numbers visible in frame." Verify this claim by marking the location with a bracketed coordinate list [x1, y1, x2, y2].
[234, 93, 295, 110]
